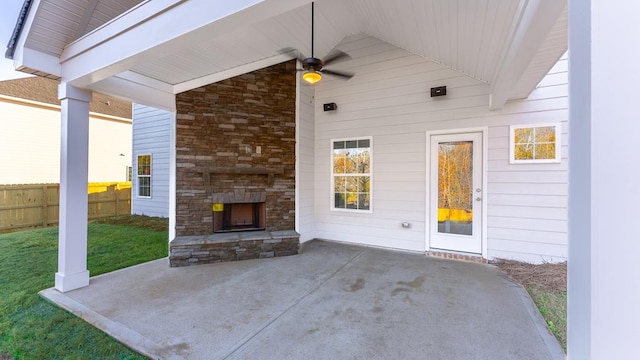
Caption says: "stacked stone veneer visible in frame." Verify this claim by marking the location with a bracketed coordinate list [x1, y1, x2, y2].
[170, 60, 299, 267]
[170, 230, 299, 267]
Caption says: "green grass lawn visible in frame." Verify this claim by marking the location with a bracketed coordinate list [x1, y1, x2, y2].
[0, 216, 168, 360]
[529, 288, 567, 350]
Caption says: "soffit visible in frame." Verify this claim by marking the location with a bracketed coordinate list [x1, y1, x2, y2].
[16, 0, 567, 101]
[127, 0, 532, 86]
[24, 0, 144, 57]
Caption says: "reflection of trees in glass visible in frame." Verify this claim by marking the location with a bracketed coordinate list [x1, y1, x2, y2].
[333, 139, 370, 210]
[514, 126, 556, 160]
[438, 141, 472, 219]
[137, 155, 151, 175]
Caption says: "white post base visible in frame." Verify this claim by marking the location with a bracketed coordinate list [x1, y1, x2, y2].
[55, 270, 90, 292]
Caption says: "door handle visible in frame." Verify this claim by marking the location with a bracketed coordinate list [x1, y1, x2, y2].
[475, 197, 482, 201]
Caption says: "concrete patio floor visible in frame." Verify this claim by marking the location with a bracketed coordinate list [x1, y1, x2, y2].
[41, 240, 565, 360]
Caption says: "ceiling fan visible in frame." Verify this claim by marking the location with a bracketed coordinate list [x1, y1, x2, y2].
[290, 1, 354, 85]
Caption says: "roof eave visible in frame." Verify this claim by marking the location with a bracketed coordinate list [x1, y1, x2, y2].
[5, 0, 34, 60]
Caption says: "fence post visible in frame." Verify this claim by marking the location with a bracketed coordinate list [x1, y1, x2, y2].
[42, 185, 48, 227]
[115, 185, 119, 217]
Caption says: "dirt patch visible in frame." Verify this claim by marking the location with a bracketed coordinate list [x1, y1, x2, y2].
[493, 259, 566, 293]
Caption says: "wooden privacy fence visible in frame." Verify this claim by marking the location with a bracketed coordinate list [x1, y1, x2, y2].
[0, 182, 131, 233]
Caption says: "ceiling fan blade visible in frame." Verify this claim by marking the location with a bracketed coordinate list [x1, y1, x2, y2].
[322, 50, 351, 66]
[321, 69, 354, 80]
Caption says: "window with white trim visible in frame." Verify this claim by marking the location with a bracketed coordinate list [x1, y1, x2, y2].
[137, 155, 151, 197]
[332, 138, 371, 211]
[510, 124, 561, 163]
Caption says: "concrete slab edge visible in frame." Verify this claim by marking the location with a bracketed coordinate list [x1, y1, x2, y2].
[508, 280, 567, 359]
[39, 288, 181, 360]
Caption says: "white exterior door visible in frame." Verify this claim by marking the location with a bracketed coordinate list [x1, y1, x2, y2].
[429, 132, 483, 254]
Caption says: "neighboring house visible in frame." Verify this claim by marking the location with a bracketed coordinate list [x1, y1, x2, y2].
[131, 103, 172, 217]
[0, 77, 132, 184]
[6, 1, 638, 356]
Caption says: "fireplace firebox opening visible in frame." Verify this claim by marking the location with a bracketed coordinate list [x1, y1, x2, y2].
[213, 202, 266, 233]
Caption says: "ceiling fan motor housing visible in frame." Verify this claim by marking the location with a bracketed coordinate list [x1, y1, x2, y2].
[303, 57, 323, 71]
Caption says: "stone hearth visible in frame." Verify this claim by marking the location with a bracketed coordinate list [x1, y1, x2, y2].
[169, 230, 299, 267]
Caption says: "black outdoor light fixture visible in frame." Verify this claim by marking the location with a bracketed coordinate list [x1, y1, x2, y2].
[323, 102, 337, 111]
[430, 86, 447, 97]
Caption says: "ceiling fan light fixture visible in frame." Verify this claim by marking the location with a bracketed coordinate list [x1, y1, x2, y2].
[303, 70, 322, 84]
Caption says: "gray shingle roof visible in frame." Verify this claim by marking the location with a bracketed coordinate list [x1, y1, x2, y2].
[0, 76, 132, 119]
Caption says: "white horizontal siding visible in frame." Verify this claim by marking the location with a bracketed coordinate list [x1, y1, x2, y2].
[131, 103, 173, 217]
[0, 99, 131, 184]
[312, 34, 568, 263]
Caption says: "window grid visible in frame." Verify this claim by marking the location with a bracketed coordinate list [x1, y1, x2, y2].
[137, 155, 151, 198]
[331, 138, 372, 212]
[510, 124, 561, 164]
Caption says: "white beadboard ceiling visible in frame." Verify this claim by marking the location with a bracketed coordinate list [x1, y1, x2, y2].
[16, 0, 567, 104]
[25, 0, 145, 57]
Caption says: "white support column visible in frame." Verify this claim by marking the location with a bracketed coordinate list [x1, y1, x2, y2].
[168, 111, 177, 242]
[55, 83, 92, 292]
[568, 1, 640, 358]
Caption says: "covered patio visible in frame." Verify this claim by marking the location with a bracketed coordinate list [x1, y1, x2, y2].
[41, 240, 564, 360]
[6, 0, 640, 358]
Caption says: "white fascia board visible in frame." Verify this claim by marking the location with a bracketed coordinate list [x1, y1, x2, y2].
[488, 0, 566, 110]
[59, 0, 312, 88]
[13, 48, 61, 77]
[91, 75, 176, 112]
[173, 53, 295, 94]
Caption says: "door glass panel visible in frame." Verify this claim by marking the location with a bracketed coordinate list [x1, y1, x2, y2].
[437, 141, 473, 235]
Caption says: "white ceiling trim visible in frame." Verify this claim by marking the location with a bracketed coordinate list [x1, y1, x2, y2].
[91, 75, 176, 111]
[173, 53, 295, 94]
[73, 0, 102, 40]
[509, 8, 568, 100]
[488, 0, 567, 110]
[61, 0, 184, 63]
[115, 71, 175, 93]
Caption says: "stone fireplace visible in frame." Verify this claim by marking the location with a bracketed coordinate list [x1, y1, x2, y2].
[169, 60, 300, 267]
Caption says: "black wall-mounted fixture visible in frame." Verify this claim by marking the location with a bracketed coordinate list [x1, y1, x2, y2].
[323, 102, 338, 111]
[430, 86, 447, 97]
